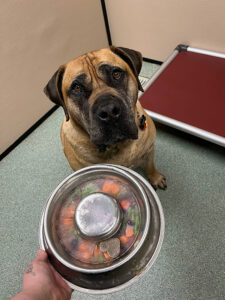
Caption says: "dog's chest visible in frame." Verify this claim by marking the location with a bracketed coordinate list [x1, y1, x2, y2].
[98, 144, 121, 159]
[95, 133, 152, 168]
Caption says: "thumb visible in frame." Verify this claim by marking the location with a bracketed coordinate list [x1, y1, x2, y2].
[36, 249, 48, 261]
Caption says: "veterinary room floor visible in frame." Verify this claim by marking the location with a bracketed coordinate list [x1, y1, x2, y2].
[1, 62, 225, 300]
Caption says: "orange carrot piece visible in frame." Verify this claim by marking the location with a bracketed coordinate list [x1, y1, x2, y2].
[82, 251, 91, 260]
[61, 217, 74, 226]
[120, 235, 129, 244]
[79, 242, 89, 252]
[102, 181, 120, 195]
[104, 252, 111, 260]
[63, 206, 75, 218]
[126, 227, 134, 237]
[102, 182, 112, 194]
[111, 183, 120, 194]
[120, 200, 130, 210]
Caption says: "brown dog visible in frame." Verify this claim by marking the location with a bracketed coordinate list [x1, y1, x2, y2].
[44, 46, 166, 189]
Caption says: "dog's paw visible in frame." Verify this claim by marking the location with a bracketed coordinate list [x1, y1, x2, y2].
[148, 171, 167, 190]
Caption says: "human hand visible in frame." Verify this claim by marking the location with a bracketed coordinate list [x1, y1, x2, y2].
[12, 249, 73, 300]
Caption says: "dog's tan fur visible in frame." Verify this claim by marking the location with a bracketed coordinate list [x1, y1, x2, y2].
[44, 47, 166, 189]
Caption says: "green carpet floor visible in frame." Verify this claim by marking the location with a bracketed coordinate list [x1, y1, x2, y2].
[1, 62, 225, 300]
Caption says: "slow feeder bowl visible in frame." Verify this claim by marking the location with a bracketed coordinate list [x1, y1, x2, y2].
[39, 164, 164, 294]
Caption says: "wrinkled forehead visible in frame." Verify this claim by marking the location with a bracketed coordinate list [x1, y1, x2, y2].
[88, 48, 128, 67]
[62, 48, 129, 88]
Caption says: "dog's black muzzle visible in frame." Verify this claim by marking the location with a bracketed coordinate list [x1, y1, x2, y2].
[90, 94, 138, 148]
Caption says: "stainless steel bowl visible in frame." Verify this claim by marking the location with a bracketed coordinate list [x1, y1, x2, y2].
[43, 165, 150, 273]
[39, 164, 164, 294]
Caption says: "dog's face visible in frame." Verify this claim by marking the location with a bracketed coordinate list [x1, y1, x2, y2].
[44, 47, 144, 149]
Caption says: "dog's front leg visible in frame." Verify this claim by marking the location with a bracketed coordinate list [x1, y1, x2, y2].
[144, 144, 167, 190]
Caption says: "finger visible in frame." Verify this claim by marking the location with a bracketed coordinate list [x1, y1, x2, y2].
[24, 250, 48, 276]
[36, 249, 48, 261]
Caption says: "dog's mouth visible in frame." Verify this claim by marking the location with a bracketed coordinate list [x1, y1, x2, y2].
[89, 94, 138, 150]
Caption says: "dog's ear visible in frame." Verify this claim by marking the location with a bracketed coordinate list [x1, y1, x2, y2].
[44, 65, 69, 121]
[110, 46, 144, 92]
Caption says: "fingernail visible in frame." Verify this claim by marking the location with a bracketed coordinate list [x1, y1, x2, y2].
[36, 249, 46, 258]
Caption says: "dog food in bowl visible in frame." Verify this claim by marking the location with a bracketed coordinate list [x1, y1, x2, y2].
[56, 177, 141, 264]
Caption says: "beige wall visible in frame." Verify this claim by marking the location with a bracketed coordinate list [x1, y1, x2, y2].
[0, 0, 108, 154]
[105, 0, 225, 61]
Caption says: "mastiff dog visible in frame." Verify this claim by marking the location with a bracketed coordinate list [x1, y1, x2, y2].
[44, 46, 166, 189]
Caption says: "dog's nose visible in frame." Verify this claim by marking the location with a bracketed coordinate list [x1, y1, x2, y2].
[97, 102, 121, 122]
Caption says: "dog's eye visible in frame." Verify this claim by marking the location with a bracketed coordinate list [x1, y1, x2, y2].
[74, 84, 81, 93]
[112, 70, 122, 80]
